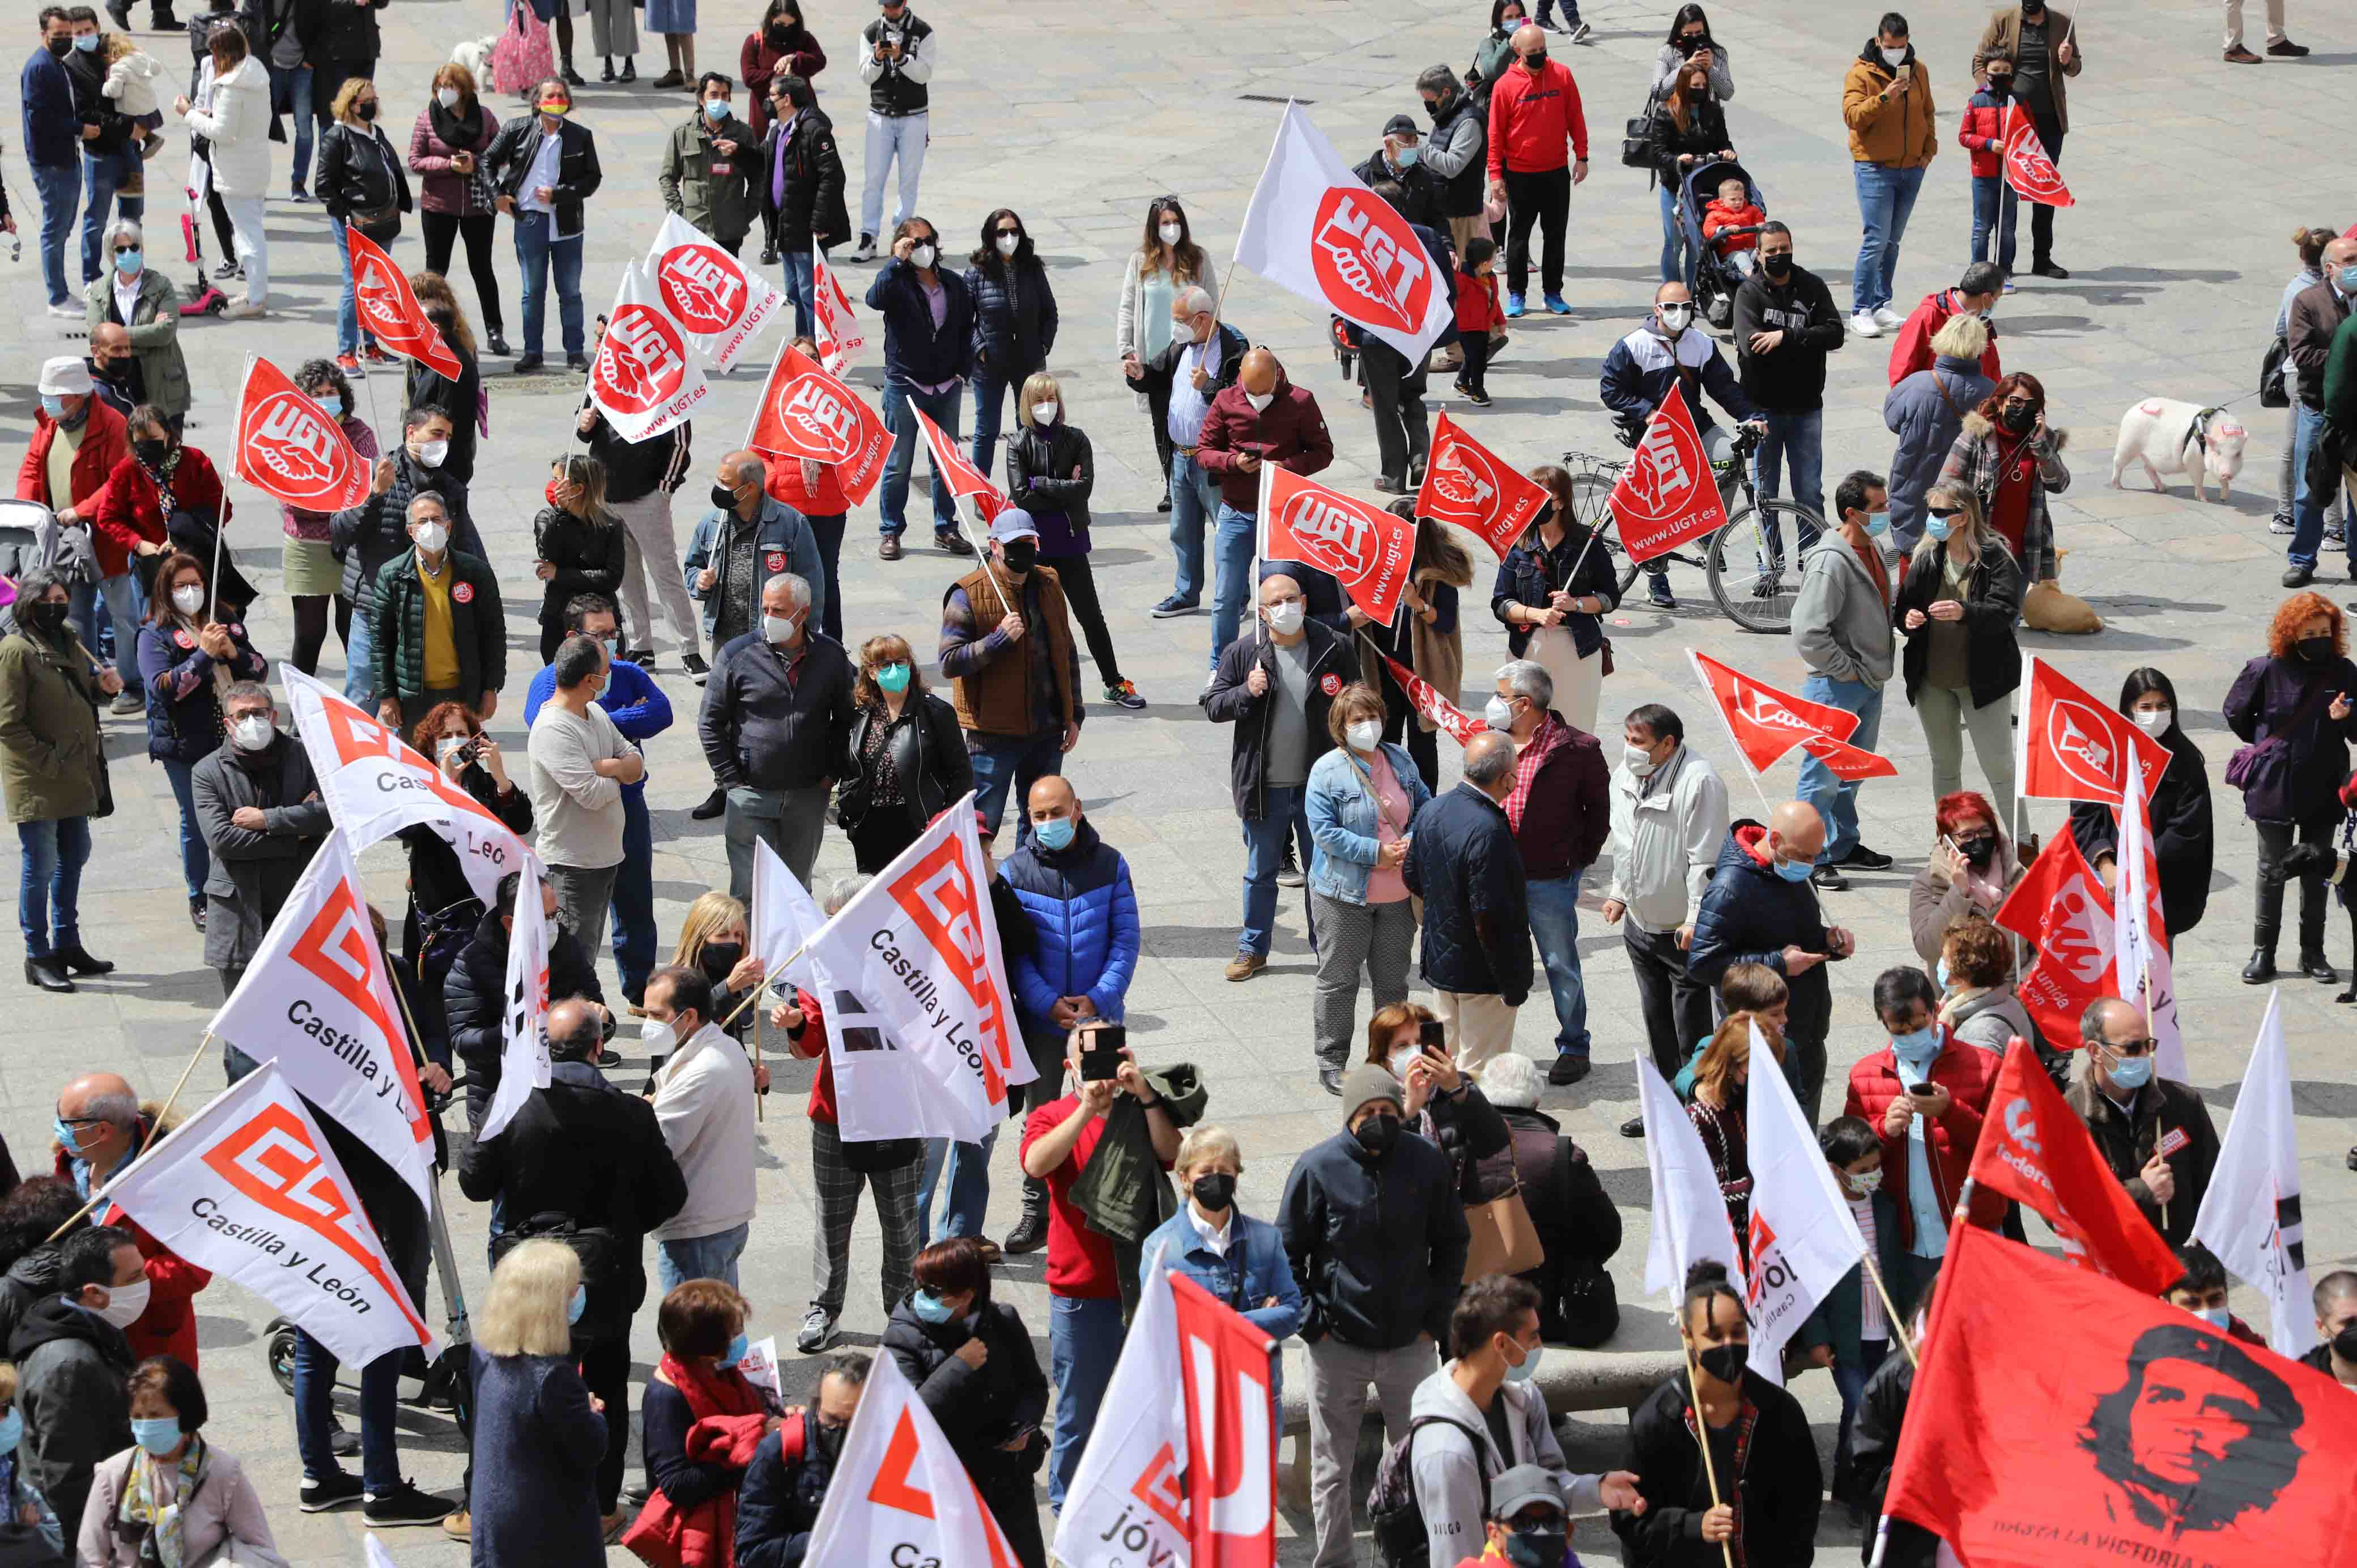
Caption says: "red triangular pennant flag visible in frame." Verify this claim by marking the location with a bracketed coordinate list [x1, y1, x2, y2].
[345, 225, 462, 380]
[1381, 651, 1484, 746]
[913, 408, 1008, 533]
[1688, 648, 1862, 773]
[2020, 657, 2171, 806]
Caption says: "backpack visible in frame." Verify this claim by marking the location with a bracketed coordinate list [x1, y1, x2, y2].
[1620, 79, 1670, 172]
[1367, 1414, 1491, 1568]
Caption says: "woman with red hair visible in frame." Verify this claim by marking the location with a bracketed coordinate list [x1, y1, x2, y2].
[2225, 591, 2357, 983]
[1937, 371, 2069, 589]
[1907, 789, 2021, 974]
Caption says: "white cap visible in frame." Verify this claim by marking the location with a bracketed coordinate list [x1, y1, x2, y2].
[37, 357, 93, 397]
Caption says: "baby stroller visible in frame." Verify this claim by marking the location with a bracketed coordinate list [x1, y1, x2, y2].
[1680, 157, 1763, 332]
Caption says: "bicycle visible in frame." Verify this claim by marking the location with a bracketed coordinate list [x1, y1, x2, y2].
[1559, 423, 1828, 634]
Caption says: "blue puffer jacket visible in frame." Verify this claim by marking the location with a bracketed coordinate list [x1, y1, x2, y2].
[1000, 817, 1140, 1028]
[137, 619, 267, 764]
[1305, 742, 1431, 905]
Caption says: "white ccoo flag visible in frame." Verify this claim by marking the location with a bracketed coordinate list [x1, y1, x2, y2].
[751, 836, 827, 995]
[1743, 1021, 1870, 1388]
[1637, 1054, 1743, 1301]
[800, 1349, 1023, 1567]
[2193, 991, 2316, 1360]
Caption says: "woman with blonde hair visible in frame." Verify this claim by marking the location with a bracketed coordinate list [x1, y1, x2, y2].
[1006, 371, 1141, 708]
[839, 632, 973, 871]
[533, 454, 626, 662]
[314, 76, 412, 368]
[469, 1241, 607, 1565]
[1114, 196, 1218, 510]
[1883, 312, 1997, 550]
[409, 65, 509, 358]
[670, 893, 767, 1047]
[1895, 483, 2021, 823]
[1138, 1125, 1302, 1413]
[1687, 1011, 1784, 1265]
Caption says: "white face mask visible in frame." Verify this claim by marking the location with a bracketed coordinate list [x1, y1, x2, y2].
[413, 438, 449, 468]
[1264, 600, 1304, 636]
[231, 714, 276, 751]
[763, 613, 799, 644]
[995, 233, 1019, 257]
[2131, 707, 2172, 735]
[1030, 401, 1059, 425]
[910, 242, 937, 270]
[1624, 742, 1661, 777]
[1244, 390, 1275, 413]
[436, 86, 461, 109]
[1881, 44, 1908, 66]
[414, 521, 450, 556]
[1159, 221, 1183, 246]
[1172, 316, 1201, 345]
[1659, 304, 1694, 333]
[171, 584, 205, 616]
[95, 1275, 150, 1330]
[1346, 719, 1382, 752]
[641, 1018, 677, 1057]
[1485, 694, 1517, 732]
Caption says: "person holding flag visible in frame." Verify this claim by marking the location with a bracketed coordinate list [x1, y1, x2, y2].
[2069, 668, 2213, 941]
[50, 1073, 211, 1366]
[1349, 501, 1473, 791]
[2066, 996, 2219, 1246]
[1972, 0, 2080, 279]
[941, 512, 1083, 843]
[1491, 466, 1620, 745]
[192, 683, 331, 1000]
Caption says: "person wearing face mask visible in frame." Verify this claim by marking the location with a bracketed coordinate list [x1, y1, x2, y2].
[1352, 114, 1445, 235]
[2067, 997, 2218, 1247]
[1462, 0, 1527, 104]
[940, 512, 1084, 841]
[1482, 22, 1590, 318]
[2281, 237, 2357, 582]
[446, 871, 609, 1134]
[1973, 0, 2079, 276]
[1416, 67, 1490, 272]
[1733, 221, 1844, 525]
[27, 10, 90, 319]
[173, 22, 270, 318]
[1684, 1012, 1780, 1256]
[316, 76, 411, 363]
[395, 699, 531, 1033]
[1883, 314, 1997, 551]
[81, 1355, 280, 1567]
[667, 893, 765, 1055]
[410, 75, 512, 357]
[1790, 470, 1899, 889]
[700, 570, 854, 896]
[661, 74, 759, 257]
[2226, 595, 2357, 982]
[527, 634, 644, 962]
[733, 1352, 871, 1568]
[1795, 1117, 1904, 1503]
[79, 220, 188, 429]
[19, 356, 130, 671]
[1279, 1067, 1466, 1568]
[2300, 1271, 2357, 1382]
[1933, 914, 2057, 1087]
[836, 633, 971, 871]
[1196, 349, 1336, 665]
[1139, 1126, 1303, 1413]
[864, 215, 976, 559]
[643, 967, 762, 1294]
[631, 1279, 775, 1567]
[1652, 5, 1733, 97]
[86, 322, 147, 420]
[137, 549, 266, 929]
[759, 77, 846, 322]
[1603, 702, 1729, 1102]
[274, 360, 376, 678]
[1958, 55, 2019, 279]
[1123, 284, 1248, 614]
[1937, 372, 2069, 589]
[11, 1225, 143, 1548]
[482, 77, 603, 374]
[190, 681, 328, 993]
[1643, 62, 1731, 288]
[1402, 732, 1534, 1076]
[1843, 966, 1999, 1316]
[850, 0, 936, 263]
[963, 207, 1058, 476]
[1114, 199, 1218, 513]
[1687, 800, 1857, 1126]
[2071, 668, 2212, 941]
[366, 489, 505, 741]
[1006, 372, 1140, 709]
[1445, 1471, 1585, 1568]
[96, 407, 253, 642]
[531, 455, 627, 663]
[741, 0, 822, 139]
[1409, 1277, 1643, 1568]
[1841, 13, 1937, 338]
[879, 1240, 1050, 1567]
[582, 351, 702, 667]
[685, 451, 826, 722]
[47, 1075, 207, 1369]
[2159, 1244, 2268, 1346]
[457, 1241, 615, 1559]
[1614, 1260, 1819, 1566]
[1896, 488, 2022, 826]
[330, 404, 483, 711]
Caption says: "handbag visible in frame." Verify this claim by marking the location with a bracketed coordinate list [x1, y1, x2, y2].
[2225, 675, 2336, 799]
[2260, 334, 2291, 411]
[1619, 82, 1668, 171]
[490, 3, 556, 99]
[1460, 1182, 1545, 1282]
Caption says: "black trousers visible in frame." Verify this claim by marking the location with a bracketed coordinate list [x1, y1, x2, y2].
[1363, 340, 1430, 485]
[1502, 164, 1571, 297]
[2027, 112, 2063, 262]
[1044, 549, 1123, 687]
[578, 1334, 631, 1512]
[2253, 815, 2334, 954]
[1456, 328, 1492, 396]
[1624, 921, 1712, 1081]
[421, 210, 505, 336]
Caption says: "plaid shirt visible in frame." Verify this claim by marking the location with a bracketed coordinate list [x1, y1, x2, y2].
[1503, 715, 1551, 832]
[1936, 417, 2068, 582]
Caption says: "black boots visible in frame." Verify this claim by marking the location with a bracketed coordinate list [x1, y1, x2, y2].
[2243, 948, 2277, 984]
[1003, 1177, 1049, 1255]
[54, 943, 115, 977]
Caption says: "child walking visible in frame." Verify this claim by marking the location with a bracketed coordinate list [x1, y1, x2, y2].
[1453, 236, 1503, 407]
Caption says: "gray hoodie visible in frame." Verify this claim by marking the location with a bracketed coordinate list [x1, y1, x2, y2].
[1792, 531, 1896, 688]
[1407, 1362, 1603, 1567]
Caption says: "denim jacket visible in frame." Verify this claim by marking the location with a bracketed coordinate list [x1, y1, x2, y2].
[1141, 1205, 1305, 1403]
[1305, 742, 1432, 905]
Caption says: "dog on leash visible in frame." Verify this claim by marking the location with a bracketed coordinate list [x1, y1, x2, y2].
[2111, 397, 2248, 501]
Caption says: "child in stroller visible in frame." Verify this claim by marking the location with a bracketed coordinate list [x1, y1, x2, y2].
[1682, 158, 1763, 330]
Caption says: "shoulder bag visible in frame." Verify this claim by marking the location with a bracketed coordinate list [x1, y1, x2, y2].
[2224, 674, 2335, 799]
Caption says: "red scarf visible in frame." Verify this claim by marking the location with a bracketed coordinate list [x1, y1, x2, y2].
[620, 1355, 769, 1568]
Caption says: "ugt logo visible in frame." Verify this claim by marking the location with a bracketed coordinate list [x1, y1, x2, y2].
[248, 392, 351, 502]
[1626, 416, 1701, 522]
[597, 305, 687, 413]
[777, 375, 860, 462]
[1280, 491, 1378, 580]
[1427, 436, 1495, 512]
[1309, 189, 1429, 334]
[657, 242, 747, 334]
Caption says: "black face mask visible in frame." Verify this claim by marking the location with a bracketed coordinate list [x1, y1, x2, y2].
[1522, 49, 1547, 70]
[2299, 634, 2337, 664]
[1696, 1342, 1748, 1384]
[1954, 834, 1997, 867]
[46, 36, 73, 58]
[2333, 1321, 2357, 1365]
[134, 439, 173, 468]
[700, 941, 743, 979]
[1986, 73, 2013, 96]
[1190, 1172, 1236, 1211]
[1761, 253, 1792, 279]
[93, 358, 130, 382]
[357, 100, 378, 121]
[1999, 404, 2036, 434]
[1353, 1113, 1401, 1157]
[1422, 97, 1445, 121]
[1001, 540, 1037, 574]
[712, 482, 744, 512]
[768, 24, 793, 44]
[26, 600, 71, 637]
[1677, 32, 1708, 54]
[812, 1416, 847, 1460]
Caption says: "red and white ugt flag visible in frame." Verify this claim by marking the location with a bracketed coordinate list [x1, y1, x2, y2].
[101, 1060, 436, 1368]
[1609, 385, 1731, 563]
[2001, 103, 2074, 208]
[2019, 657, 2170, 807]
[232, 357, 369, 512]
[1259, 466, 1415, 624]
[744, 341, 889, 505]
[346, 225, 463, 381]
[207, 830, 434, 1205]
[1381, 652, 1484, 747]
[1234, 101, 1453, 362]
[801, 1345, 1025, 1568]
[645, 212, 781, 373]
[1415, 413, 1547, 561]
[1688, 649, 1857, 768]
[812, 243, 865, 373]
[913, 407, 1009, 532]
[588, 260, 710, 443]
[802, 795, 1030, 1143]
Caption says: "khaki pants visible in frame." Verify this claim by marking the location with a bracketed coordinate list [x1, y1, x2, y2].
[1432, 987, 1518, 1073]
[1528, 622, 1603, 738]
[1305, 1338, 1427, 1568]
[610, 490, 702, 661]
[2224, 0, 2286, 48]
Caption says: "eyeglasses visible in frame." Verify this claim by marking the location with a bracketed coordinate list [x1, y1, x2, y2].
[2106, 1037, 2156, 1058]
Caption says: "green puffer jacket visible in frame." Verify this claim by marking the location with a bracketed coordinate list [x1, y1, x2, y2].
[370, 549, 508, 704]
[0, 625, 108, 824]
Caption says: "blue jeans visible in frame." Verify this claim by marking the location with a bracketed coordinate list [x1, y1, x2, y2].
[1168, 450, 1218, 604]
[969, 364, 1027, 477]
[657, 1221, 750, 1293]
[98, 573, 144, 702]
[1797, 674, 1884, 861]
[879, 379, 964, 536]
[293, 1328, 403, 1493]
[1752, 407, 1824, 522]
[1525, 872, 1591, 1056]
[331, 220, 379, 357]
[1831, 1347, 1882, 1491]
[1240, 785, 1313, 958]
[513, 209, 586, 357]
[1048, 1293, 1125, 1510]
[269, 62, 316, 189]
[780, 244, 816, 338]
[1968, 173, 2016, 273]
[1850, 161, 1925, 314]
[612, 789, 656, 1003]
[2289, 402, 2351, 569]
[1656, 179, 1691, 286]
[159, 757, 212, 901]
[31, 161, 79, 307]
[915, 1123, 997, 1249]
[68, 581, 107, 664]
[343, 596, 377, 706]
[967, 725, 1063, 846]
[79, 148, 143, 286]
[18, 817, 90, 958]
[1210, 503, 1258, 670]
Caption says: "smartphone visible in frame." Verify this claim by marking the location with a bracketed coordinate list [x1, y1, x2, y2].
[1079, 1025, 1126, 1081]
[1908, 1083, 1938, 1096]
[1418, 1020, 1447, 1051]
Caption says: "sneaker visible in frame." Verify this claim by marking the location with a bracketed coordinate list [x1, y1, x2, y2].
[852, 232, 877, 262]
[2270, 514, 2296, 535]
[1568, 20, 1593, 42]
[1459, 384, 1493, 408]
[2284, 564, 2316, 587]
[682, 651, 710, 682]
[364, 1481, 458, 1528]
[1835, 843, 1894, 871]
[2329, 524, 2347, 544]
[1277, 845, 1305, 888]
[221, 301, 266, 320]
[565, 352, 592, 373]
[288, 184, 312, 201]
[1542, 292, 1571, 316]
[1547, 1054, 1590, 1086]
[2267, 37, 2310, 55]
[1104, 678, 1147, 710]
[1872, 305, 1906, 330]
[622, 647, 653, 667]
[2002, 277, 2019, 294]
[935, 528, 975, 557]
[1849, 310, 1883, 339]
[1151, 594, 1199, 618]
[1647, 576, 1677, 610]
[1225, 952, 1267, 981]
[441, 1510, 471, 1542]
[44, 302, 83, 319]
[214, 259, 242, 280]
[300, 1473, 364, 1513]
[335, 353, 363, 373]
[1809, 864, 1848, 892]
[1503, 293, 1527, 319]
[110, 689, 144, 715]
[796, 1305, 839, 1354]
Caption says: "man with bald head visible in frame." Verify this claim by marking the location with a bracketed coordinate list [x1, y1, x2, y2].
[1195, 348, 1335, 676]
[1124, 284, 1250, 617]
[85, 323, 145, 420]
[700, 570, 854, 897]
[1687, 799, 1857, 1124]
[1402, 729, 1532, 1073]
[1483, 21, 1590, 316]
[52, 1071, 211, 1370]
[2067, 996, 2218, 1247]
[2286, 236, 2357, 583]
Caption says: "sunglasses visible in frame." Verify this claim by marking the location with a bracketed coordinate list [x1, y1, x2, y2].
[995, 227, 1022, 237]
[2105, 1038, 2156, 1058]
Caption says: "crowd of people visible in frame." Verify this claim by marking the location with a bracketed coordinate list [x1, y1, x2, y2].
[3, 0, 2354, 1563]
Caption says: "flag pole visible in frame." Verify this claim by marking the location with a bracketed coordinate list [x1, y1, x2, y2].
[750, 875, 765, 1124]
[47, 1032, 215, 1244]
[1683, 1356, 1737, 1568]
[1856, 1247, 1920, 1369]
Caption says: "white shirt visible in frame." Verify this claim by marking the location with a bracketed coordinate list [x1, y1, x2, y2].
[1165, 334, 1222, 448]
[649, 1022, 759, 1242]
[522, 126, 565, 218]
[112, 272, 143, 329]
[1186, 1201, 1233, 1259]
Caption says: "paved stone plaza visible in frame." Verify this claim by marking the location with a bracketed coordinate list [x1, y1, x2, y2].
[6, 0, 2355, 1559]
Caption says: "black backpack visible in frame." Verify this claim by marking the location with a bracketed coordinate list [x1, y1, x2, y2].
[1367, 1415, 1491, 1568]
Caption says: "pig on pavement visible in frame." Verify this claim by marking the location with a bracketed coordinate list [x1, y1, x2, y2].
[2110, 398, 2248, 501]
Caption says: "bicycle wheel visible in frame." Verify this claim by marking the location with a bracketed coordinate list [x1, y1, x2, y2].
[1564, 470, 1638, 594]
[1707, 499, 1824, 632]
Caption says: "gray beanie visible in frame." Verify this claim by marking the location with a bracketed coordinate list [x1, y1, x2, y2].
[1341, 1065, 1405, 1120]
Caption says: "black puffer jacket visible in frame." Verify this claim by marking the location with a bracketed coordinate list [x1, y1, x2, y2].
[961, 254, 1058, 379]
[531, 506, 628, 630]
[880, 1298, 1048, 1479]
[1647, 94, 1732, 189]
[446, 904, 607, 1133]
[1278, 1127, 1469, 1350]
[2069, 719, 2212, 938]
[313, 0, 382, 62]
[837, 692, 971, 840]
[761, 104, 848, 251]
[1687, 821, 1833, 1052]
[1003, 421, 1094, 536]
[734, 1400, 845, 1568]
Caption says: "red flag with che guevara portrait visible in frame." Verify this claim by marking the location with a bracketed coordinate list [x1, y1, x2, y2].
[1885, 1225, 2357, 1566]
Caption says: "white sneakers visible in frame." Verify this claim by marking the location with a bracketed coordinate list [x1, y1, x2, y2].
[1873, 304, 1907, 330]
[222, 301, 267, 319]
[1849, 310, 1883, 339]
[45, 302, 82, 320]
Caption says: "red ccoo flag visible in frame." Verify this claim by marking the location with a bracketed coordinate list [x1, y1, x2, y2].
[1609, 384, 1730, 564]
[2019, 657, 2171, 807]
[744, 342, 890, 506]
[1964, 1040, 2182, 1296]
[1415, 412, 1546, 560]
[1688, 649, 1862, 773]
[1884, 1224, 2357, 1565]
[1260, 466, 1415, 624]
[1381, 652, 1484, 747]
[1992, 824, 2119, 1049]
[232, 356, 370, 512]
[2001, 103, 2075, 208]
[345, 225, 462, 380]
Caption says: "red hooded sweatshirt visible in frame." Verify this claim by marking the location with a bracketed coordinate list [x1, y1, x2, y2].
[1485, 58, 1589, 179]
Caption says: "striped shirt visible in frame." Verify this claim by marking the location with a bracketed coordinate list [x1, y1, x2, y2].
[1849, 1195, 1888, 1342]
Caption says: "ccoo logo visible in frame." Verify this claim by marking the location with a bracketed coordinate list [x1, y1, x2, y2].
[1308, 188, 1431, 335]
[246, 391, 357, 508]
[656, 242, 748, 335]
[1279, 490, 1380, 581]
[775, 374, 860, 463]
[595, 304, 689, 415]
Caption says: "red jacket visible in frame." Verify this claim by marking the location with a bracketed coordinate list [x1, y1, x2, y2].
[54, 1136, 214, 1369]
[785, 985, 837, 1124]
[1455, 268, 1503, 335]
[1887, 289, 2004, 387]
[763, 451, 848, 518]
[1957, 92, 2006, 180]
[1194, 370, 1334, 512]
[1843, 1037, 2003, 1251]
[92, 447, 233, 581]
[738, 26, 826, 137]
[15, 402, 129, 520]
[1484, 58, 1588, 178]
